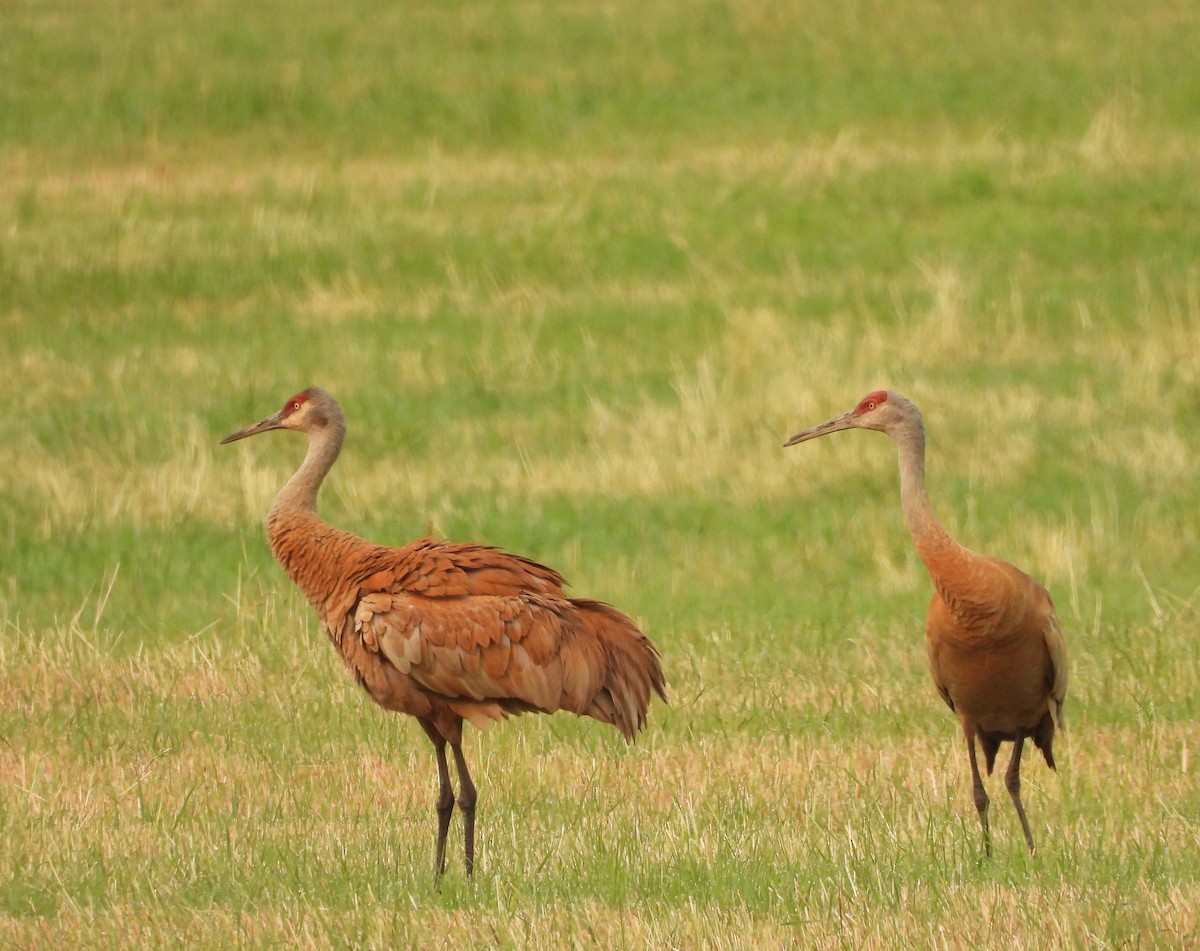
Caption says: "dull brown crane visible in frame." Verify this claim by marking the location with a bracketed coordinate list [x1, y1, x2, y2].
[222, 387, 666, 875]
[785, 390, 1067, 855]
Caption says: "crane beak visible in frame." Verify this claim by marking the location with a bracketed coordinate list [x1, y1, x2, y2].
[783, 410, 858, 447]
[220, 410, 286, 445]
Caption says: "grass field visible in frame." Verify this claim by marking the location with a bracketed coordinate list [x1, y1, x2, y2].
[2, 0, 1199, 946]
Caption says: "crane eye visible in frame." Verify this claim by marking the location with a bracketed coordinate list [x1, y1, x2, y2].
[866, 401, 876, 410]
[291, 401, 301, 411]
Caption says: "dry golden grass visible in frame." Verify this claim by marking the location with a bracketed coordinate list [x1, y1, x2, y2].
[2, 579, 1198, 946]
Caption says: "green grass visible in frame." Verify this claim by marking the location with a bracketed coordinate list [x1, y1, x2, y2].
[2, 0, 1200, 946]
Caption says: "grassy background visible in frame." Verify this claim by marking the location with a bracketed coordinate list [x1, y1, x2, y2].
[2, 0, 1199, 946]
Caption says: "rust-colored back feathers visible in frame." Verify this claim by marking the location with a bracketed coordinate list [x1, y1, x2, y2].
[265, 519, 665, 738]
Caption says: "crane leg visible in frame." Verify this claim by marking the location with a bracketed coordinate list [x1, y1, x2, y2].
[420, 720, 456, 876]
[450, 742, 478, 876]
[966, 732, 991, 857]
[1005, 737, 1036, 854]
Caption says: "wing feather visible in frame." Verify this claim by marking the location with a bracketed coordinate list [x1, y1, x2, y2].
[353, 592, 569, 710]
[331, 537, 662, 734]
[1042, 609, 1069, 729]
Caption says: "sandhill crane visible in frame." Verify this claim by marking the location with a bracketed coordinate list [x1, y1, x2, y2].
[221, 387, 666, 875]
[785, 390, 1067, 855]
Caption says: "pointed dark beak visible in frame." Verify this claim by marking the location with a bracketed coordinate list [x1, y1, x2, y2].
[220, 410, 286, 445]
[784, 410, 859, 448]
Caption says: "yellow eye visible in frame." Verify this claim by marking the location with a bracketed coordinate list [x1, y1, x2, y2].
[866, 401, 876, 410]
[291, 401, 301, 411]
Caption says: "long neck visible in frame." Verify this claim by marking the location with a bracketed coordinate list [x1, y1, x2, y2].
[894, 417, 940, 547]
[269, 418, 345, 521]
[891, 416, 981, 602]
[265, 415, 366, 621]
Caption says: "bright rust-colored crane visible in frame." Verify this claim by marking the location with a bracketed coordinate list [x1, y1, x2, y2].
[785, 390, 1067, 854]
[222, 387, 666, 875]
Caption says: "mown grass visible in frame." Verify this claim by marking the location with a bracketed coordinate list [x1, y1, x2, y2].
[2, 0, 1199, 947]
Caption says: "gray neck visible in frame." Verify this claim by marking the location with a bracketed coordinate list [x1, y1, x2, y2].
[269, 416, 345, 520]
[890, 412, 988, 614]
[894, 415, 940, 544]
[890, 411, 971, 574]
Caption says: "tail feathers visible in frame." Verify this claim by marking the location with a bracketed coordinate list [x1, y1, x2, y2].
[445, 599, 666, 741]
[572, 598, 667, 742]
[979, 710, 1060, 775]
[1033, 709, 1058, 771]
[1049, 696, 1066, 733]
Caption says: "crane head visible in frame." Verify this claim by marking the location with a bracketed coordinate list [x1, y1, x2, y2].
[784, 389, 916, 447]
[220, 387, 332, 444]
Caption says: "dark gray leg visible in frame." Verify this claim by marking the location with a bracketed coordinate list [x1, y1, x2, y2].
[451, 742, 478, 875]
[1005, 737, 1036, 854]
[967, 733, 991, 857]
[420, 720, 455, 876]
